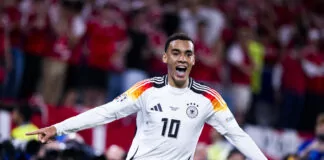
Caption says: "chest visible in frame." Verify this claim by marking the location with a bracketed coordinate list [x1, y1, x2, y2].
[142, 91, 208, 128]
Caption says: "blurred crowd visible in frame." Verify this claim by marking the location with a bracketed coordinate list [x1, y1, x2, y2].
[1, 0, 324, 159]
[1, 102, 324, 160]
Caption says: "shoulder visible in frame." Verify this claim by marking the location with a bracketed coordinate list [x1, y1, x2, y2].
[125, 75, 167, 100]
[150, 75, 168, 88]
[129, 75, 167, 90]
[190, 79, 227, 112]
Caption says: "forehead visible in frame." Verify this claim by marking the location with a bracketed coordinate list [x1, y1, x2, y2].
[168, 40, 194, 52]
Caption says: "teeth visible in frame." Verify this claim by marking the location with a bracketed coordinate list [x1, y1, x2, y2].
[176, 66, 187, 69]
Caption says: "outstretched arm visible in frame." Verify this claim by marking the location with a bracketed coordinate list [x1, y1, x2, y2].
[54, 96, 140, 135]
[26, 79, 152, 143]
[26, 94, 139, 143]
[206, 108, 267, 160]
[204, 89, 267, 160]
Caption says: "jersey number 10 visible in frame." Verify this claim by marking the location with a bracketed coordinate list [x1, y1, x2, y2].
[161, 118, 181, 138]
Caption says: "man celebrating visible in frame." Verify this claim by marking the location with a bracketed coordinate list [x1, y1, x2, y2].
[26, 33, 267, 160]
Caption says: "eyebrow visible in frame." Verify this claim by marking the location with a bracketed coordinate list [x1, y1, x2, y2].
[171, 49, 181, 52]
[171, 49, 193, 53]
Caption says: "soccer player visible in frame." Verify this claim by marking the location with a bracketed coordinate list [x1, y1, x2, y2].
[26, 33, 267, 160]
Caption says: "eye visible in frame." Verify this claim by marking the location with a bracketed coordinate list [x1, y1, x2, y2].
[172, 52, 179, 56]
[186, 52, 193, 57]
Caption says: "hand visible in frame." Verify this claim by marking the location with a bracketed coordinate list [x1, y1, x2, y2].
[25, 126, 57, 143]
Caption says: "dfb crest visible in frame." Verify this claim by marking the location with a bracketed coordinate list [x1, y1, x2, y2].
[186, 103, 198, 119]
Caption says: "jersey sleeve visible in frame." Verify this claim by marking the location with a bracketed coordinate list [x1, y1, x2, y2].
[54, 79, 153, 135]
[204, 89, 267, 160]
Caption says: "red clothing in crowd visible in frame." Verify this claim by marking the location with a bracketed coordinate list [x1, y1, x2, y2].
[304, 52, 324, 94]
[148, 30, 167, 75]
[86, 18, 123, 70]
[273, 3, 302, 27]
[4, 6, 21, 47]
[67, 17, 87, 66]
[230, 45, 252, 85]
[68, 39, 84, 65]
[191, 40, 221, 83]
[48, 16, 87, 64]
[24, 14, 51, 56]
[264, 43, 279, 65]
[49, 36, 70, 61]
[221, 27, 234, 47]
[0, 27, 4, 55]
[281, 52, 306, 94]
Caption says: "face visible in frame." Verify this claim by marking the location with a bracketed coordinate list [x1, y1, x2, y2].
[163, 40, 195, 88]
[316, 123, 324, 135]
[12, 109, 21, 125]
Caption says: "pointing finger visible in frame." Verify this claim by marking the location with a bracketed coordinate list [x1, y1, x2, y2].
[26, 129, 44, 136]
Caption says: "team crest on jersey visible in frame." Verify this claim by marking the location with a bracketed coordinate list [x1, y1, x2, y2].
[186, 103, 198, 119]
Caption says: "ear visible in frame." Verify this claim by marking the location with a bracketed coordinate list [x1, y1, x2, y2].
[162, 53, 167, 63]
[192, 54, 195, 66]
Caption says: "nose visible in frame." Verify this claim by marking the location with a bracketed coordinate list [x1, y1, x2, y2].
[178, 54, 186, 62]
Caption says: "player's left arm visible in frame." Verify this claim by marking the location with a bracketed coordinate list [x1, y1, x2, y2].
[204, 91, 267, 160]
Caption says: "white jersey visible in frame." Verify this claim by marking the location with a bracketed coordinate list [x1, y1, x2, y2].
[54, 75, 267, 160]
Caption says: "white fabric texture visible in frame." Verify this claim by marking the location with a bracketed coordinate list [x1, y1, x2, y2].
[54, 77, 267, 160]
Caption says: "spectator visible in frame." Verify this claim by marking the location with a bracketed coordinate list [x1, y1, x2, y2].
[146, 1, 168, 77]
[19, 0, 51, 100]
[300, 29, 324, 131]
[244, 28, 265, 125]
[84, 2, 125, 106]
[179, 0, 225, 47]
[2, 0, 24, 99]
[190, 20, 223, 91]
[273, 46, 306, 129]
[122, 8, 150, 91]
[11, 104, 39, 141]
[227, 27, 254, 124]
[24, 139, 42, 159]
[41, 0, 85, 106]
[161, 0, 181, 36]
[0, 6, 12, 95]
[62, 0, 86, 107]
[298, 113, 324, 159]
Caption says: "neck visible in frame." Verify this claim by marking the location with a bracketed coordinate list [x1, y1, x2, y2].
[167, 74, 189, 88]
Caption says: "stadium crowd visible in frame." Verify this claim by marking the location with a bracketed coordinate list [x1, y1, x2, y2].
[0, 0, 324, 159]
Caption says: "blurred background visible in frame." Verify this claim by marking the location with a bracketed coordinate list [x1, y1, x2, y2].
[0, 0, 324, 159]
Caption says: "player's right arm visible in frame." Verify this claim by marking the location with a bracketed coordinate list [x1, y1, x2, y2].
[26, 79, 152, 143]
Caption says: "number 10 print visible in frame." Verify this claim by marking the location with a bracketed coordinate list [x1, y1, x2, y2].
[161, 118, 181, 138]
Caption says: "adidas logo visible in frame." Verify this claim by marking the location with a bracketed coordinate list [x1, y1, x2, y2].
[150, 103, 163, 112]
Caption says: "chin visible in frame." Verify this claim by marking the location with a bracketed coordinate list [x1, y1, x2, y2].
[172, 75, 188, 86]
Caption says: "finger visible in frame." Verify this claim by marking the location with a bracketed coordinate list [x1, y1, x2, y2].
[38, 134, 44, 142]
[26, 129, 43, 136]
[41, 133, 53, 143]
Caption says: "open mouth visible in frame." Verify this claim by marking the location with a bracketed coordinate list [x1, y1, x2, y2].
[175, 66, 187, 77]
